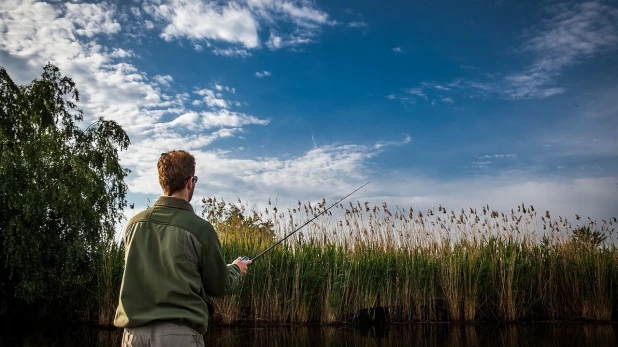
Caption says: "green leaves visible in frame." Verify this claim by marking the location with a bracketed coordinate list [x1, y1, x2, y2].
[0, 63, 130, 313]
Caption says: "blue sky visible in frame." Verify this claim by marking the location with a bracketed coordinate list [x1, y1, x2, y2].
[1, 0, 617, 226]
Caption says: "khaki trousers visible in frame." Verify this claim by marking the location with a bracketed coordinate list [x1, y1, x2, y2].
[122, 322, 205, 347]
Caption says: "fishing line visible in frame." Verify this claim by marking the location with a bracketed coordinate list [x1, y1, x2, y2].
[241, 182, 370, 262]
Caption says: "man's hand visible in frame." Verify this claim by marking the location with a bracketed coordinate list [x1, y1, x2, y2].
[232, 257, 252, 276]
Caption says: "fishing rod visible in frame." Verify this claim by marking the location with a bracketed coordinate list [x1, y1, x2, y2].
[241, 182, 370, 263]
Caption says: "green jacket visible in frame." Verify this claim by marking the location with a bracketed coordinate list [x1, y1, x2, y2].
[113, 196, 242, 333]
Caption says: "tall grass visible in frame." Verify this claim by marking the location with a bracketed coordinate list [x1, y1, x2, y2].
[202, 197, 617, 325]
[97, 239, 125, 325]
[93, 197, 616, 326]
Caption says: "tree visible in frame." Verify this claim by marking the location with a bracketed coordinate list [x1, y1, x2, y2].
[0, 63, 130, 318]
[201, 196, 275, 245]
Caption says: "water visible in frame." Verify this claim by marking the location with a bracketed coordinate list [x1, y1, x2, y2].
[1, 322, 617, 346]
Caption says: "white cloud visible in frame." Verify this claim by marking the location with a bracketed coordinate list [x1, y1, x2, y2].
[374, 135, 412, 149]
[505, 0, 618, 99]
[130, 7, 141, 18]
[392, 46, 403, 53]
[140, 0, 335, 54]
[522, 1, 618, 70]
[265, 31, 283, 49]
[255, 70, 271, 78]
[64, 2, 121, 38]
[385, 93, 415, 106]
[146, 0, 260, 48]
[397, 2, 618, 101]
[347, 21, 367, 28]
[265, 29, 313, 50]
[194, 88, 230, 109]
[0, 0, 169, 130]
[399, 75, 557, 105]
[472, 161, 492, 167]
[212, 47, 252, 58]
[479, 154, 516, 159]
[150, 108, 269, 133]
[405, 88, 427, 100]
[433, 85, 451, 91]
[153, 74, 173, 86]
[110, 48, 133, 58]
[155, 111, 200, 130]
[277, 1, 331, 24]
[126, 138, 399, 200]
[201, 109, 270, 129]
[246, 0, 333, 26]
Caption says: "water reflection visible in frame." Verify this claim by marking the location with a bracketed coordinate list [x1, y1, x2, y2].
[0, 323, 616, 346]
[205, 324, 618, 347]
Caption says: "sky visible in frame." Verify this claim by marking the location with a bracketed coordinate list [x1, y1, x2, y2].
[1, 0, 617, 229]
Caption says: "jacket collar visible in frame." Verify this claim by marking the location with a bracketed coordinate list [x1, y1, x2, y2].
[154, 196, 195, 212]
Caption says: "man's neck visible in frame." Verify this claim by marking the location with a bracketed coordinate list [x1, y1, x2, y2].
[169, 191, 189, 202]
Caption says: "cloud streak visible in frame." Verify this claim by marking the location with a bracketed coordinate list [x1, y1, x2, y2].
[255, 70, 271, 78]
[503, 1, 618, 99]
[348, 21, 367, 28]
[391, 1, 618, 101]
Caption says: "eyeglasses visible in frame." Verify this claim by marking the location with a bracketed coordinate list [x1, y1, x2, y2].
[189, 176, 198, 184]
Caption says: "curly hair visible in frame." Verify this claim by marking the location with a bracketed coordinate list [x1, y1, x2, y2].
[157, 150, 196, 196]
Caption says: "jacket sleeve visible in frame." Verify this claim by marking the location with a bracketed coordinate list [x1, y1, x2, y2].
[200, 228, 242, 297]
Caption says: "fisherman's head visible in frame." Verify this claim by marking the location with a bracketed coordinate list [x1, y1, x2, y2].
[157, 150, 197, 202]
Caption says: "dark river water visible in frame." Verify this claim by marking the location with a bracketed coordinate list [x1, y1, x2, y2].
[1, 323, 617, 346]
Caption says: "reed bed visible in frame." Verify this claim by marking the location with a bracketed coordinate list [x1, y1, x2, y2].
[202, 197, 618, 325]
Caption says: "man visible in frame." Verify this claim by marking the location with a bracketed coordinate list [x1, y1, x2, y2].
[114, 150, 251, 346]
